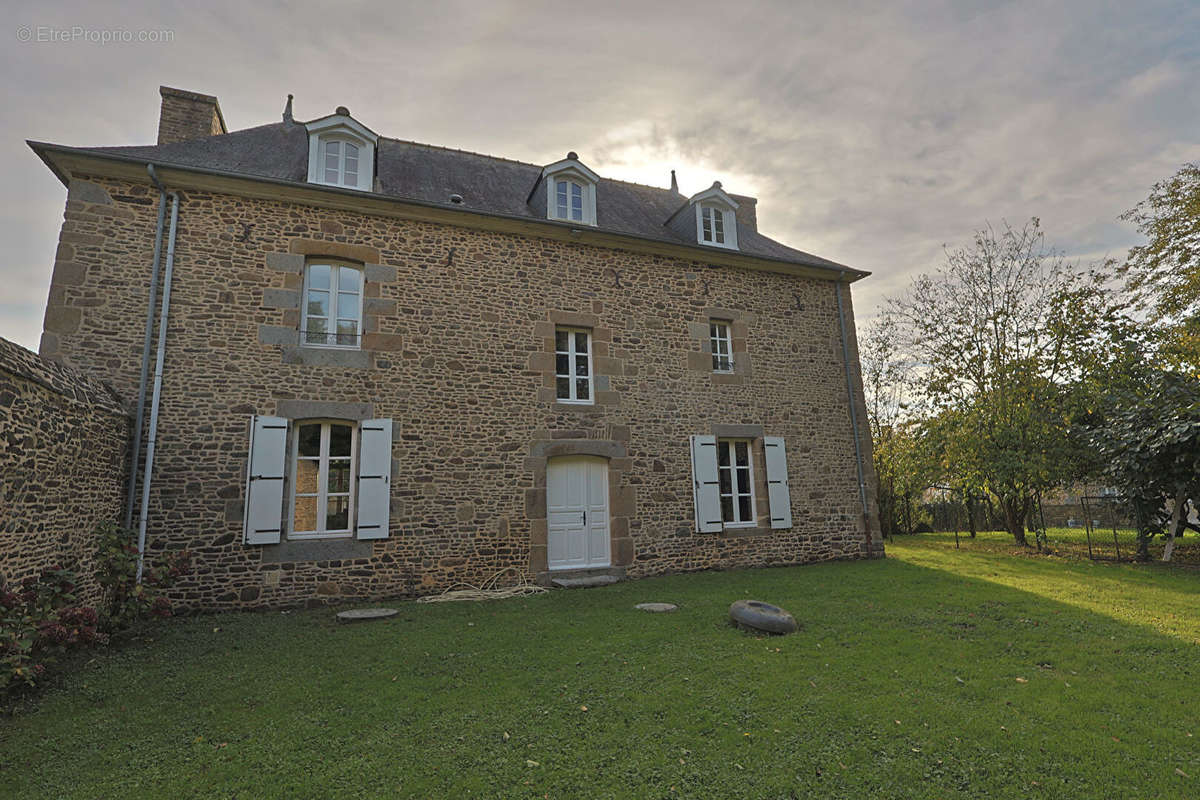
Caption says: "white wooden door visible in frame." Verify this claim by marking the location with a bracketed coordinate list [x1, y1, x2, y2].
[547, 456, 610, 570]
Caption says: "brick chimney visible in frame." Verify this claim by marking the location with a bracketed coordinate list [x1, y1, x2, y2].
[730, 193, 758, 231]
[157, 86, 227, 145]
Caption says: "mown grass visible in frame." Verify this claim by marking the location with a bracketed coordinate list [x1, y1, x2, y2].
[959, 525, 1200, 566]
[2, 540, 1197, 799]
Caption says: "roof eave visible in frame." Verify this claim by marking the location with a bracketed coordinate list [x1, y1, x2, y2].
[27, 141, 871, 283]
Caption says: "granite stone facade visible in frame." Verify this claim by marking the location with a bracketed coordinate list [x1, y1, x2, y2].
[0, 336, 128, 606]
[32, 166, 882, 611]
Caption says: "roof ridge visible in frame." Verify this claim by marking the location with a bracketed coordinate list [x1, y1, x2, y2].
[380, 135, 681, 196]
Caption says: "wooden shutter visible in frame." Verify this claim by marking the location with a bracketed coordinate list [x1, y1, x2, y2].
[243, 415, 288, 545]
[763, 436, 793, 529]
[356, 418, 392, 540]
[690, 435, 723, 533]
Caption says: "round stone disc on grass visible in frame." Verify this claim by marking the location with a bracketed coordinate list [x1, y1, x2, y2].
[336, 607, 399, 624]
[635, 602, 678, 613]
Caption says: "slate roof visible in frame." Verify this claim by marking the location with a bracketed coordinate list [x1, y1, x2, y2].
[32, 119, 864, 276]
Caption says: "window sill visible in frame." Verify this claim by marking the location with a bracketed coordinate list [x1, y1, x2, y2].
[720, 525, 772, 538]
[556, 399, 596, 406]
[287, 531, 354, 541]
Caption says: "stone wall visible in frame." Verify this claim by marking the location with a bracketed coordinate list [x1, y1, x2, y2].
[0, 336, 128, 605]
[38, 173, 881, 610]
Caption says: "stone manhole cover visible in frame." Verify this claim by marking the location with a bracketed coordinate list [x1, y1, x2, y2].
[635, 602, 678, 613]
[336, 607, 399, 623]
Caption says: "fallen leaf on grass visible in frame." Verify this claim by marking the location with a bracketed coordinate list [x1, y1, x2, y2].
[1015, 677, 1028, 683]
[1176, 768, 1189, 777]
[503, 732, 510, 741]
[955, 676, 965, 684]
[525, 760, 539, 768]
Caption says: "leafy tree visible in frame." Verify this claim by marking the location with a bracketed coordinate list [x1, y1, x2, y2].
[889, 219, 1113, 544]
[1085, 369, 1200, 561]
[1119, 163, 1200, 367]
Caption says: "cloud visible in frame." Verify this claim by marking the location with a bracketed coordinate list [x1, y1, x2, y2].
[2, 0, 1199, 349]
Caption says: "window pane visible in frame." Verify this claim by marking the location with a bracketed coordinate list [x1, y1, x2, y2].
[555, 329, 569, 352]
[293, 495, 318, 532]
[326, 141, 341, 158]
[576, 378, 590, 400]
[343, 168, 357, 185]
[306, 290, 329, 318]
[344, 142, 358, 160]
[326, 496, 350, 531]
[556, 181, 568, 218]
[720, 496, 734, 523]
[719, 470, 732, 494]
[713, 354, 724, 371]
[308, 264, 331, 289]
[556, 354, 569, 375]
[337, 292, 358, 319]
[336, 320, 358, 346]
[715, 209, 725, 243]
[735, 440, 749, 465]
[571, 183, 583, 221]
[736, 467, 750, 494]
[574, 331, 588, 354]
[305, 317, 328, 345]
[702, 207, 712, 240]
[718, 441, 730, 467]
[328, 425, 352, 457]
[738, 496, 752, 523]
[298, 424, 322, 457]
[327, 459, 351, 493]
[337, 267, 360, 292]
[574, 355, 589, 377]
[556, 377, 571, 399]
[295, 460, 320, 495]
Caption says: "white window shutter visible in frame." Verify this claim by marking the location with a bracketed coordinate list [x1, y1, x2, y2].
[763, 436, 793, 529]
[243, 415, 288, 545]
[690, 435, 723, 533]
[356, 419, 392, 540]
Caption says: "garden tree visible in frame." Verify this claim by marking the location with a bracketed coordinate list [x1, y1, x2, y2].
[1085, 369, 1200, 561]
[889, 219, 1114, 545]
[862, 315, 937, 536]
[1119, 162, 1200, 368]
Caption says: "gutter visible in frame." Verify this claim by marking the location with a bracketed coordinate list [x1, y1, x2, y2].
[124, 165, 168, 529]
[27, 140, 871, 283]
[134, 178, 181, 583]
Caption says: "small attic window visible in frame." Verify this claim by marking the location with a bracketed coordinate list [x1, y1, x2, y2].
[322, 139, 360, 187]
[539, 152, 599, 226]
[688, 182, 739, 250]
[305, 108, 378, 193]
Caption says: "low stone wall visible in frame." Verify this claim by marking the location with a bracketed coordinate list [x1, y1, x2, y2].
[0, 336, 128, 605]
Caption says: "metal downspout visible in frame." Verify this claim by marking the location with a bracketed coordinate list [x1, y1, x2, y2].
[135, 189, 180, 583]
[835, 281, 869, 517]
[123, 165, 168, 529]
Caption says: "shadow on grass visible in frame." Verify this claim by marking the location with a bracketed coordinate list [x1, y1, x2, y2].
[1, 555, 1197, 799]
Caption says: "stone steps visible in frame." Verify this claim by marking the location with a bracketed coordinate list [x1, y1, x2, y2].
[538, 565, 626, 589]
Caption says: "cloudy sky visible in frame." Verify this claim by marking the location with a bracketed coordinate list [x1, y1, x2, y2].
[3, 0, 1199, 349]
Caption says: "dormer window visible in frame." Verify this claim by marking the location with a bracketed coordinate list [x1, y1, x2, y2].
[700, 205, 728, 245]
[322, 139, 360, 187]
[305, 107, 378, 192]
[555, 179, 586, 222]
[536, 152, 599, 226]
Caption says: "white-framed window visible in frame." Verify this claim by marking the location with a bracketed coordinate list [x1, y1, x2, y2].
[301, 261, 363, 348]
[321, 138, 360, 187]
[710, 320, 733, 372]
[554, 179, 585, 222]
[695, 203, 739, 250]
[289, 420, 357, 539]
[555, 327, 593, 404]
[717, 439, 756, 526]
[701, 205, 726, 244]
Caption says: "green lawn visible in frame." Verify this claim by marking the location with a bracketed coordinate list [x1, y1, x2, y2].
[2, 539, 1197, 799]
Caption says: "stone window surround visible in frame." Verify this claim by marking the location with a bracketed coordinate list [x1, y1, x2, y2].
[528, 310, 623, 407]
[524, 433, 635, 578]
[260, 239, 401, 368]
[709, 423, 773, 537]
[687, 308, 753, 385]
[231, 400, 385, 564]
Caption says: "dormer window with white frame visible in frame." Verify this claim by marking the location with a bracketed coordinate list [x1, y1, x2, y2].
[305, 108, 378, 192]
[687, 182, 740, 251]
[538, 152, 599, 226]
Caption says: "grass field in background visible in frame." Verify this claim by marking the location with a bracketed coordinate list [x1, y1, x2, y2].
[2, 538, 1197, 798]
[918, 526, 1200, 566]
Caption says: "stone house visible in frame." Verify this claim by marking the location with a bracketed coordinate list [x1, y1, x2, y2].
[24, 86, 882, 609]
